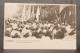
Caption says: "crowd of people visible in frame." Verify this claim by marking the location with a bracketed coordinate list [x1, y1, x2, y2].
[5, 19, 76, 40]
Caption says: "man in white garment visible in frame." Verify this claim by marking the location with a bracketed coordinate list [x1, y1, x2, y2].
[11, 21, 18, 30]
[11, 21, 21, 38]
[5, 27, 12, 37]
[32, 22, 37, 29]
[21, 25, 32, 38]
[11, 30, 21, 38]
[66, 24, 73, 34]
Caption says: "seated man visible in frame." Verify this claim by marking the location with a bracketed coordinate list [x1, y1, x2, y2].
[5, 27, 12, 37]
[21, 27, 32, 38]
[54, 27, 67, 39]
[32, 30, 41, 38]
[69, 27, 76, 36]
[11, 29, 21, 38]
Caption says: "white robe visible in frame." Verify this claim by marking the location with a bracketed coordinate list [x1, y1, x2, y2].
[66, 25, 73, 33]
[6, 27, 12, 32]
[52, 29, 57, 34]
[32, 23, 37, 29]
[11, 30, 20, 37]
[21, 28, 32, 37]
[11, 23, 18, 29]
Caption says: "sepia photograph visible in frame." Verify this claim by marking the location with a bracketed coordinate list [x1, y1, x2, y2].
[4, 3, 76, 49]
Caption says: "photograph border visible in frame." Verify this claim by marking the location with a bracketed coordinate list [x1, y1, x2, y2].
[0, 0, 80, 53]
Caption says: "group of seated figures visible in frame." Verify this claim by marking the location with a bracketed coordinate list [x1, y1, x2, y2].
[5, 19, 76, 40]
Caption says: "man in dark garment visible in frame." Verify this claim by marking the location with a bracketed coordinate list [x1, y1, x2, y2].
[45, 27, 53, 40]
[54, 27, 67, 39]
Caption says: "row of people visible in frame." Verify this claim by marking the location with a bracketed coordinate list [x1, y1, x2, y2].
[5, 20, 76, 39]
